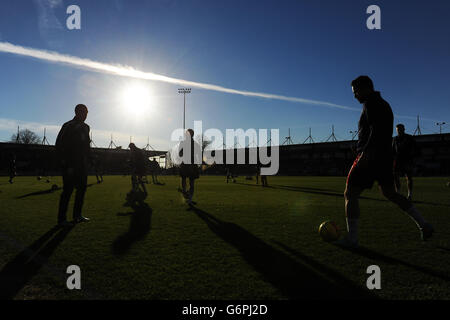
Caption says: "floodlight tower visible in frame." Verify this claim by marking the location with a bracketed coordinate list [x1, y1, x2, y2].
[263, 130, 272, 147]
[42, 128, 50, 145]
[436, 122, 446, 135]
[325, 125, 338, 142]
[90, 132, 97, 148]
[144, 137, 155, 151]
[413, 115, 422, 135]
[178, 88, 191, 130]
[349, 130, 358, 141]
[303, 128, 315, 144]
[282, 128, 294, 145]
[108, 134, 117, 149]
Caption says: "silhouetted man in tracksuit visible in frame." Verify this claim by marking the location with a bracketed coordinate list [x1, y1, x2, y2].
[55, 104, 91, 227]
[179, 129, 201, 205]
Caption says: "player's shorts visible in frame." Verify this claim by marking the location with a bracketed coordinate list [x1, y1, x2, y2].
[346, 153, 394, 190]
[180, 164, 199, 179]
[393, 160, 414, 176]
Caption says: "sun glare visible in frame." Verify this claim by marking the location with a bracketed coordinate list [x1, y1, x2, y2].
[121, 84, 153, 116]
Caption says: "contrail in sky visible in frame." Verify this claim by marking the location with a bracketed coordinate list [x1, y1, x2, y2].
[0, 41, 358, 111]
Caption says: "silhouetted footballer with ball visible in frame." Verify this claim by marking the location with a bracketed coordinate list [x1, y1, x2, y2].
[339, 76, 434, 248]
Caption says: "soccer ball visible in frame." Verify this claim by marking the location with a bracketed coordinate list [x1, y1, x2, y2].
[37, 176, 42, 180]
[318, 220, 340, 242]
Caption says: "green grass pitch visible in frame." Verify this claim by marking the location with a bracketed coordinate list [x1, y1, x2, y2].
[0, 175, 449, 300]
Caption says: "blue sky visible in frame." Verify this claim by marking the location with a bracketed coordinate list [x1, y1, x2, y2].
[0, 0, 449, 150]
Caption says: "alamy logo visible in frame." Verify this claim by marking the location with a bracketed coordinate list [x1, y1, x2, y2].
[169, 121, 280, 175]
[366, 265, 381, 290]
[66, 265, 81, 290]
[66, 5, 81, 30]
[366, 5, 381, 30]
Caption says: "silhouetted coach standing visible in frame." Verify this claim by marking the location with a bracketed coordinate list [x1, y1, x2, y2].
[55, 104, 91, 226]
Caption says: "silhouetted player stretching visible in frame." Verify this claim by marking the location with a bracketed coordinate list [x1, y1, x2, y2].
[128, 143, 148, 197]
[179, 129, 201, 205]
[150, 159, 160, 184]
[341, 76, 433, 247]
[55, 104, 91, 227]
[393, 124, 418, 201]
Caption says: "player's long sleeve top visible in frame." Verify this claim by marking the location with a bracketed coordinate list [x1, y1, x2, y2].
[178, 138, 202, 165]
[392, 134, 418, 162]
[356, 91, 394, 156]
[55, 118, 91, 170]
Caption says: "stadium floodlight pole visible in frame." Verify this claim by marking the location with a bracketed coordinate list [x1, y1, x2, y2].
[414, 115, 422, 135]
[303, 128, 315, 144]
[178, 88, 191, 130]
[282, 128, 294, 145]
[436, 122, 446, 135]
[108, 134, 117, 149]
[325, 125, 337, 142]
[144, 136, 155, 151]
[349, 130, 358, 141]
[42, 128, 50, 145]
[90, 132, 97, 148]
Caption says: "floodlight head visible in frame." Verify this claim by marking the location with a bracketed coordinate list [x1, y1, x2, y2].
[178, 88, 191, 94]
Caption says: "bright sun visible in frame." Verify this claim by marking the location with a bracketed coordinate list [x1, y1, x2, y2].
[120, 84, 153, 116]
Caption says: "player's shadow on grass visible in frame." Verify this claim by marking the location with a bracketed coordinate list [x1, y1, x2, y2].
[271, 184, 337, 192]
[0, 225, 73, 299]
[16, 187, 62, 198]
[190, 206, 376, 299]
[337, 245, 450, 282]
[235, 181, 388, 203]
[16, 183, 96, 199]
[112, 201, 152, 255]
[410, 200, 450, 208]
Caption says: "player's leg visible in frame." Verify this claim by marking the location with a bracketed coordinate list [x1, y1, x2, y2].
[9, 169, 15, 183]
[379, 183, 433, 240]
[139, 176, 148, 195]
[339, 154, 371, 247]
[406, 171, 413, 201]
[344, 184, 364, 245]
[131, 174, 138, 191]
[73, 173, 88, 222]
[188, 177, 195, 203]
[58, 170, 75, 225]
[181, 175, 187, 195]
[394, 171, 401, 192]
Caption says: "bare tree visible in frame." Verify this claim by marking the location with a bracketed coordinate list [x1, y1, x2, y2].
[11, 129, 42, 144]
